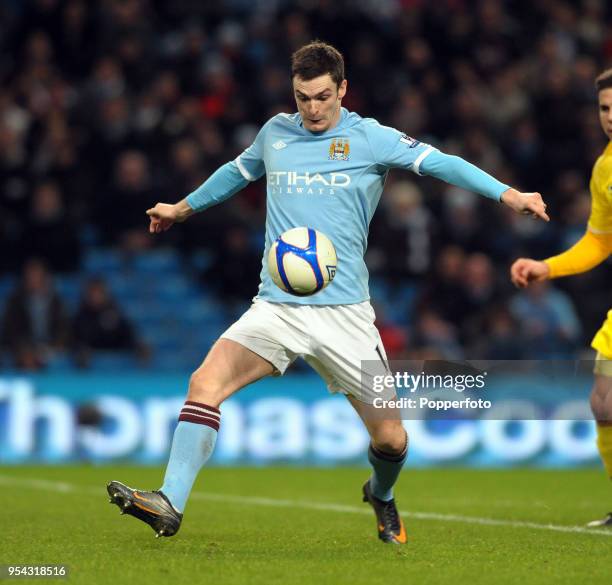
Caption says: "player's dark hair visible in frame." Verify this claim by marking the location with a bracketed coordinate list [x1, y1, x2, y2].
[291, 41, 345, 87]
[595, 68, 612, 92]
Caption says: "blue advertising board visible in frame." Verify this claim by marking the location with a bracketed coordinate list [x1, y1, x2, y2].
[0, 371, 600, 467]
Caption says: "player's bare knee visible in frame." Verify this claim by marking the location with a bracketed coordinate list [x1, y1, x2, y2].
[371, 424, 408, 455]
[187, 368, 226, 407]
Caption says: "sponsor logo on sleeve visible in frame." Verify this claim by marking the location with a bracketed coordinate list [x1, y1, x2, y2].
[400, 134, 421, 148]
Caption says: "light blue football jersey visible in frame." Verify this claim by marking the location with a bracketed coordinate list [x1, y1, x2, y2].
[235, 107, 437, 305]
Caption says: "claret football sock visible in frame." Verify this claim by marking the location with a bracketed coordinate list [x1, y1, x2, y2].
[596, 423, 612, 479]
[368, 441, 407, 502]
[160, 401, 220, 513]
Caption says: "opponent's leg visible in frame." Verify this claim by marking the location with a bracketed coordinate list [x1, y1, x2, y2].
[588, 358, 612, 527]
[108, 339, 275, 536]
[348, 395, 408, 544]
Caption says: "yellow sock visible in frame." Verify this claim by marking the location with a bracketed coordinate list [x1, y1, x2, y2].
[596, 424, 612, 478]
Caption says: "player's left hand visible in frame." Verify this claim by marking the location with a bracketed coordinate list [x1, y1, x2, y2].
[500, 188, 550, 222]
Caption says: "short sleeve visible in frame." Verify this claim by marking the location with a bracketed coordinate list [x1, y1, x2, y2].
[234, 120, 272, 182]
[364, 120, 436, 175]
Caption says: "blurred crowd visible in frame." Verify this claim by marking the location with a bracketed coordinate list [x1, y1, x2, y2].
[1, 0, 611, 369]
[1, 258, 149, 369]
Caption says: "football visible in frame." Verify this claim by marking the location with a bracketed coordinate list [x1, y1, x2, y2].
[267, 227, 337, 296]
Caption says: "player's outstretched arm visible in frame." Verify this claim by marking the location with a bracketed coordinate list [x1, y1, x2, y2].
[500, 188, 549, 222]
[511, 231, 612, 287]
[417, 151, 549, 221]
[145, 160, 251, 235]
[510, 258, 550, 288]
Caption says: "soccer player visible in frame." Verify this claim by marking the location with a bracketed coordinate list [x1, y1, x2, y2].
[511, 68, 612, 528]
[107, 41, 548, 544]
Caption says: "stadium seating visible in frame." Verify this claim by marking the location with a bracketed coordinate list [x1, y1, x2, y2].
[0, 246, 235, 372]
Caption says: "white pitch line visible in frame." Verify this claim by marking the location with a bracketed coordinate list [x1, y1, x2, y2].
[0, 474, 611, 538]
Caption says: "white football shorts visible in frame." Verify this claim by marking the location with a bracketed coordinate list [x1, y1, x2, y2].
[220, 299, 394, 403]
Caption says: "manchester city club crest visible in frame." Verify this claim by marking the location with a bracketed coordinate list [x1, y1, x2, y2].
[328, 138, 350, 161]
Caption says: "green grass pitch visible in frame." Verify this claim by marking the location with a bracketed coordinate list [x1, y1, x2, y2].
[1, 466, 611, 585]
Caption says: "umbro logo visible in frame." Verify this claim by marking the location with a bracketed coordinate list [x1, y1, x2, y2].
[272, 140, 287, 150]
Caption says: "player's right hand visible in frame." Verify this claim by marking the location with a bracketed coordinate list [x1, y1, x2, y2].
[146, 203, 178, 234]
[510, 258, 550, 288]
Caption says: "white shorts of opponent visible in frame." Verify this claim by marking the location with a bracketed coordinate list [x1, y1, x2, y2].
[221, 299, 394, 403]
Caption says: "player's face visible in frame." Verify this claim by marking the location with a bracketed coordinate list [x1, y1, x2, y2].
[293, 74, 347, 132]
[598, 88, 612, 140]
